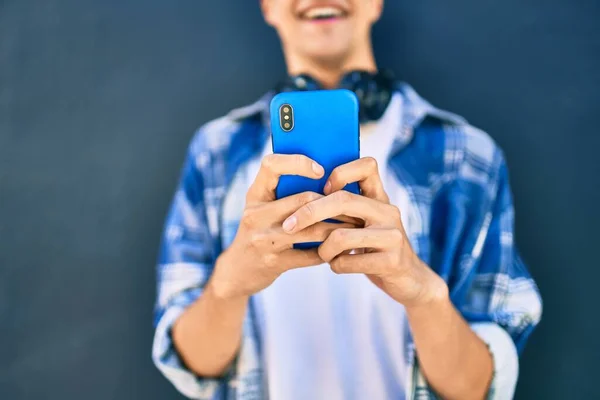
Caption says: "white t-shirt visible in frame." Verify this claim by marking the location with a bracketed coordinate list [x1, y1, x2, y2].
[252, 94, 410, 400]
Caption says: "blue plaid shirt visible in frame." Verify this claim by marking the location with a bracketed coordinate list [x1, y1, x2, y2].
[152, 83, 542, 399]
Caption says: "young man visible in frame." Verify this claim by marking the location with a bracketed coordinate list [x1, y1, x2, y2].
[152, 1, 542, 399]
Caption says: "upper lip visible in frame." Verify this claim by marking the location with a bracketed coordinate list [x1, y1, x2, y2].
[296, 1, 350, 19]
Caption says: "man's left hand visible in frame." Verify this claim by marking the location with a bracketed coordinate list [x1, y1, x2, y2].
[281, 157, 447, 308]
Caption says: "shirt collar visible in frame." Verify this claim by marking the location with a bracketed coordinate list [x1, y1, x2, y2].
[395, 82, 466, 127]
[391, 82, 467, 153]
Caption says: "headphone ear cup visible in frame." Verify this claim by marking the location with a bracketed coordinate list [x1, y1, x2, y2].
[338, 70, 394, 123]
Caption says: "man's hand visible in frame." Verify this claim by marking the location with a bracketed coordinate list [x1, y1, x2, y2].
[280, 157, 493, 399]
[281, 157, 447, 307]
[209, 154, 353, 300]
[175, 153, 348, 377]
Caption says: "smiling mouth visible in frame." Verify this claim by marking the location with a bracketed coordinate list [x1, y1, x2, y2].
[298, 6, 349, 22]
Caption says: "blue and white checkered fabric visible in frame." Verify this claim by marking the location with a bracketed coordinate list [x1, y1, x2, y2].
[152, 83, 542, 400]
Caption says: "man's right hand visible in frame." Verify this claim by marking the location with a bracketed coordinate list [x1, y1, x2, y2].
[172, 154, 355, 377]
[209, 154, 349, 299]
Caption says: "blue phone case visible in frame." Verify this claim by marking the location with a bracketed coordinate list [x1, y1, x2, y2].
[270, 89, 360, 249]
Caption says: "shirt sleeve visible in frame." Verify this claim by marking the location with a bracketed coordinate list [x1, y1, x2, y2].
[471, 322, 519, 399]
[408, 322, 518, 400]
[151, 147, 230, 399]
[463, 155, 542, 398]
[455, 153, 543, 351]
[409, 142, 542, 399]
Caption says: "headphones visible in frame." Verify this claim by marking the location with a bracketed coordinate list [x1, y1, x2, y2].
[275, 69, 396, 123]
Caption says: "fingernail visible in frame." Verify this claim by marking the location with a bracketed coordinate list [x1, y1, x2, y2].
[312, 162, 324, 176]
[323, 181, 331, 194]
[282, 215, 297, 232]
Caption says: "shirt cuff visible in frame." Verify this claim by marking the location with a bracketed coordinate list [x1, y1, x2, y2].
[470, 322, 519, 400]
[152, 302, 230, 400]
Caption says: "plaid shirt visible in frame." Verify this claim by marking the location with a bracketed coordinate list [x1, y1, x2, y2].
[152, 83, 542, 400]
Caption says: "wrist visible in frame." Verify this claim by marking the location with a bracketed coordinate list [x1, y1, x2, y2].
[206, 277, 249, 305]
[209, 251, 248, 302]
[405, 258, 449, 312]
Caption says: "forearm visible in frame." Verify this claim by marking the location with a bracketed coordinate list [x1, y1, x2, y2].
[172, 277, 248, 378]
[406, 266, 493, 400]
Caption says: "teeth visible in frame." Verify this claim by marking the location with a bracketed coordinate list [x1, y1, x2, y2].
[304, 6, 343, 19]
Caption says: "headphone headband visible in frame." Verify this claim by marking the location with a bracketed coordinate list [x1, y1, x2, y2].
[275, 69, 396, 123]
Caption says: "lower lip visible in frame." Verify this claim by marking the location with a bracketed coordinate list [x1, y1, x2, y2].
[303, 16, 345, 24]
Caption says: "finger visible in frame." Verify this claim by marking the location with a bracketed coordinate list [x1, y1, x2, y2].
[278, 248, 323, 271]
[318, 228, 402, 262]
[280, 222, 356, 250]
[330, 215, 365, 227]
[246, 191, 323, 226]
[251, 222, 357, 251]
[247, 154, 324, 204]
[243, 191, 365, 229]
[329, 252, 396, 275]
[283, 191, 392, 233]
[324, 157, 389, 203]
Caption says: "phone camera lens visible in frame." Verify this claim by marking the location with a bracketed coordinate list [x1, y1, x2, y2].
[280, 104, 294, 132]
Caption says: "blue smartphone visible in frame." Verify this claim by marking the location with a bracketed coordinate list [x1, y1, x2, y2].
[270, 89, 360, 248]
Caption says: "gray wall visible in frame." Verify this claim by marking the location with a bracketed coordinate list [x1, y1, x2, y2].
[1, 0, 599, 399]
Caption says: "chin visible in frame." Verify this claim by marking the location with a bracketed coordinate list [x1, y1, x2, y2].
[300, 41, 354, 66]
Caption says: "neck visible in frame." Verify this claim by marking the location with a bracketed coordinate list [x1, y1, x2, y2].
[284, 42, 377, 89]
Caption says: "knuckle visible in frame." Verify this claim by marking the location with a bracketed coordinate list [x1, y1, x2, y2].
[364, 156, 378, 171]
[262, 253, 278, 269]
[309, 191, 321, 201]
[329, 258, 343, 274]
[333, 190, 352, 204]
[299, 191, 320, 205]
[388, 204, 402, 220]
[317, 244, 328, 260]
[301, 202, 316, 219]
[293, 154, 308, 167]
[241, 208, 257, 227]
[329, 228, 346, 244]
[249, 231, 268, 248]
[390, 228, 404, 242]
[261, 154, 277, 171]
